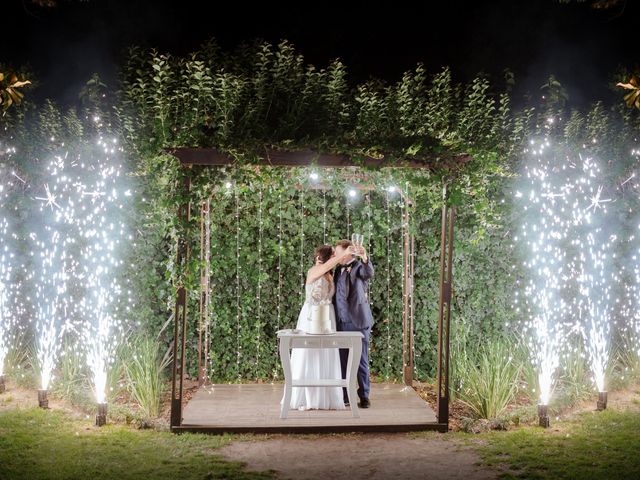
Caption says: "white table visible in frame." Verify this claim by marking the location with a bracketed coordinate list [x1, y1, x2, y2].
[277, 330, 364, 419]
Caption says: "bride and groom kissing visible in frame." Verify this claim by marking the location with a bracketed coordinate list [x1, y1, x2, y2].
[287, 239, 374, 411]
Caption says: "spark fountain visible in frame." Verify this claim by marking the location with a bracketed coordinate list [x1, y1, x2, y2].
[76, 136, 129, 426]
[30, 134, 130, 417]
[569, 155, 616, 411]
[30, 148, 89, 408]
[515, 139, 574, 428]
[32, 230, 70, 408]
[0, 217, 10, 394]
[0, 157, 27, 394]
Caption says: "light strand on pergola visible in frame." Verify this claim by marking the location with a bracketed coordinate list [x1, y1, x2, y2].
[323, 189, 327, 244]
[366, 191, 372, 301]
[401, 187, 408, 378]
[407, 182, 416, 380]
[385, 190, 392, 379]
[346, 193, 351, 239]
[299, 189, 305, 301]
[256, 186, 263, 376]
[235, 186, 241, 380]
[204, 199, 211, 382]
[275, 188, 284, 379]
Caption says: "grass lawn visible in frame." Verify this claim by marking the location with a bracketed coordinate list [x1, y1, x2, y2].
[0, 407, 274, 480]
[476, 408, 640, 479]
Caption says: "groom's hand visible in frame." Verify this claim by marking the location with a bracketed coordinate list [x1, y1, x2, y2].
[356, 246, 368, 263]
[343, 246, 357, 261]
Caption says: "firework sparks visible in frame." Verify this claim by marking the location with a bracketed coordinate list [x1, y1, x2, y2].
[516, 140, 572, 407]
[516, 143, 618, 408]
[30, 137, 131, 400]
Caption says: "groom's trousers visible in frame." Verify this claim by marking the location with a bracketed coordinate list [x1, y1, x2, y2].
[337, 321, 370, 402]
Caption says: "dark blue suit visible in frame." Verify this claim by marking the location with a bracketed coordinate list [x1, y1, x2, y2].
[333, 258, 374, 402]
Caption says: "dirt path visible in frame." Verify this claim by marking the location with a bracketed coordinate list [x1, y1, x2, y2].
[218, 433, 498, 480]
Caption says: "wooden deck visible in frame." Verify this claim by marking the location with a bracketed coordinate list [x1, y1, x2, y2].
[174, 382, 444, 434]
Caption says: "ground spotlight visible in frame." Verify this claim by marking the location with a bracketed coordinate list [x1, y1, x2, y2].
[537, 404, 550, 428]
[597, 391, 607, 411]
[96, 402, 108, 426]
[38, 389, 49, 409]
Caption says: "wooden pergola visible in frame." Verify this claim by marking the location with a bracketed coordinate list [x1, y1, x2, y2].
[167, 147, 460, 433]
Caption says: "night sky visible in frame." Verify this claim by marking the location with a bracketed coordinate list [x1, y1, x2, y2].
[2, 0, 639, 108]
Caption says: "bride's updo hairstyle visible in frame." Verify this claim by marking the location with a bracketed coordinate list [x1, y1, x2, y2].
[314, 244, 333, 264]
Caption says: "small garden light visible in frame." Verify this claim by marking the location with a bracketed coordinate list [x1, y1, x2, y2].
[309, 172, 319, 181]
[96, 402, 108, 426]
[597, 391, 607, 411]
[0, 374, 5, 394]
[348, 189, 357, 198]
[537, 404, 550, 428]
[38, 389, 49, 409]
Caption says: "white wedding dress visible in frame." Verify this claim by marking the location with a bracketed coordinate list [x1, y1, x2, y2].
[287, 275, 346, 410]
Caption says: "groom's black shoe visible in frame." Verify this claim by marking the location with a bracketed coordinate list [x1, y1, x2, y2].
[358, 398, 370, 408]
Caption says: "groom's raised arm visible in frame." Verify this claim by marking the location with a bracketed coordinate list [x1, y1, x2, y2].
[357, 258, 374, 281]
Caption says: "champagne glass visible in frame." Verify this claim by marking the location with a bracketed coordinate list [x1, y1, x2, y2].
[351, 233, 364, 257]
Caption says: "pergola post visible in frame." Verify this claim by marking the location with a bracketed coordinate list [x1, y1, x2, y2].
[436, 183, 454, 429]
[170, 172, 192, 429]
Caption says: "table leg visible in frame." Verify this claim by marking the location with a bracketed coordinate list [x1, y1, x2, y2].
[279, 338, 292, 419]
[347, 339, 362, 418]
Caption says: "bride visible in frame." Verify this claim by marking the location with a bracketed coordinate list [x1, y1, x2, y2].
[287, 243, 355, 411]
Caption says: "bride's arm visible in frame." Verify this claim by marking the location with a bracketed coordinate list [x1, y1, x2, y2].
[306, 247, 354, 284]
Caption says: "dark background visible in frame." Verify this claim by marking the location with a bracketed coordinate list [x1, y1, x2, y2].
[2, 0, 639, 107]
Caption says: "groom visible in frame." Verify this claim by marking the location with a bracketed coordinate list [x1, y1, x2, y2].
[333, 239, 374, 408]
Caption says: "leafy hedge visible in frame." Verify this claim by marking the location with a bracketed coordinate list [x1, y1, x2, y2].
[2, 39, 639, 383]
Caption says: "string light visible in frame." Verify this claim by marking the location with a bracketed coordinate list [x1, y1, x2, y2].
[256, 186, 263, 375]
[275, 189, 283, 379]
[203, 199, 211, 382]
[235, 185, 241, 380]
[366, 191, 372, 301]
[207, 195, 216, 380]
[401, 186, 408, 379]
[346, 192, 351, 239]
[299, 189, 305, 301]
[385, 190, 392, 379]
[323, 189, 327, 244]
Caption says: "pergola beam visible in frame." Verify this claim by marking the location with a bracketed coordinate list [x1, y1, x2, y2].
[168, 147, 472, 170]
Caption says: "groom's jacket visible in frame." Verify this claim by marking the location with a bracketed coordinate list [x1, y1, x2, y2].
[333, 259, 374, 330]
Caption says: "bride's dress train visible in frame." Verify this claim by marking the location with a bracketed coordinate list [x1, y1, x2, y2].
[284, 276, 346, 411]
